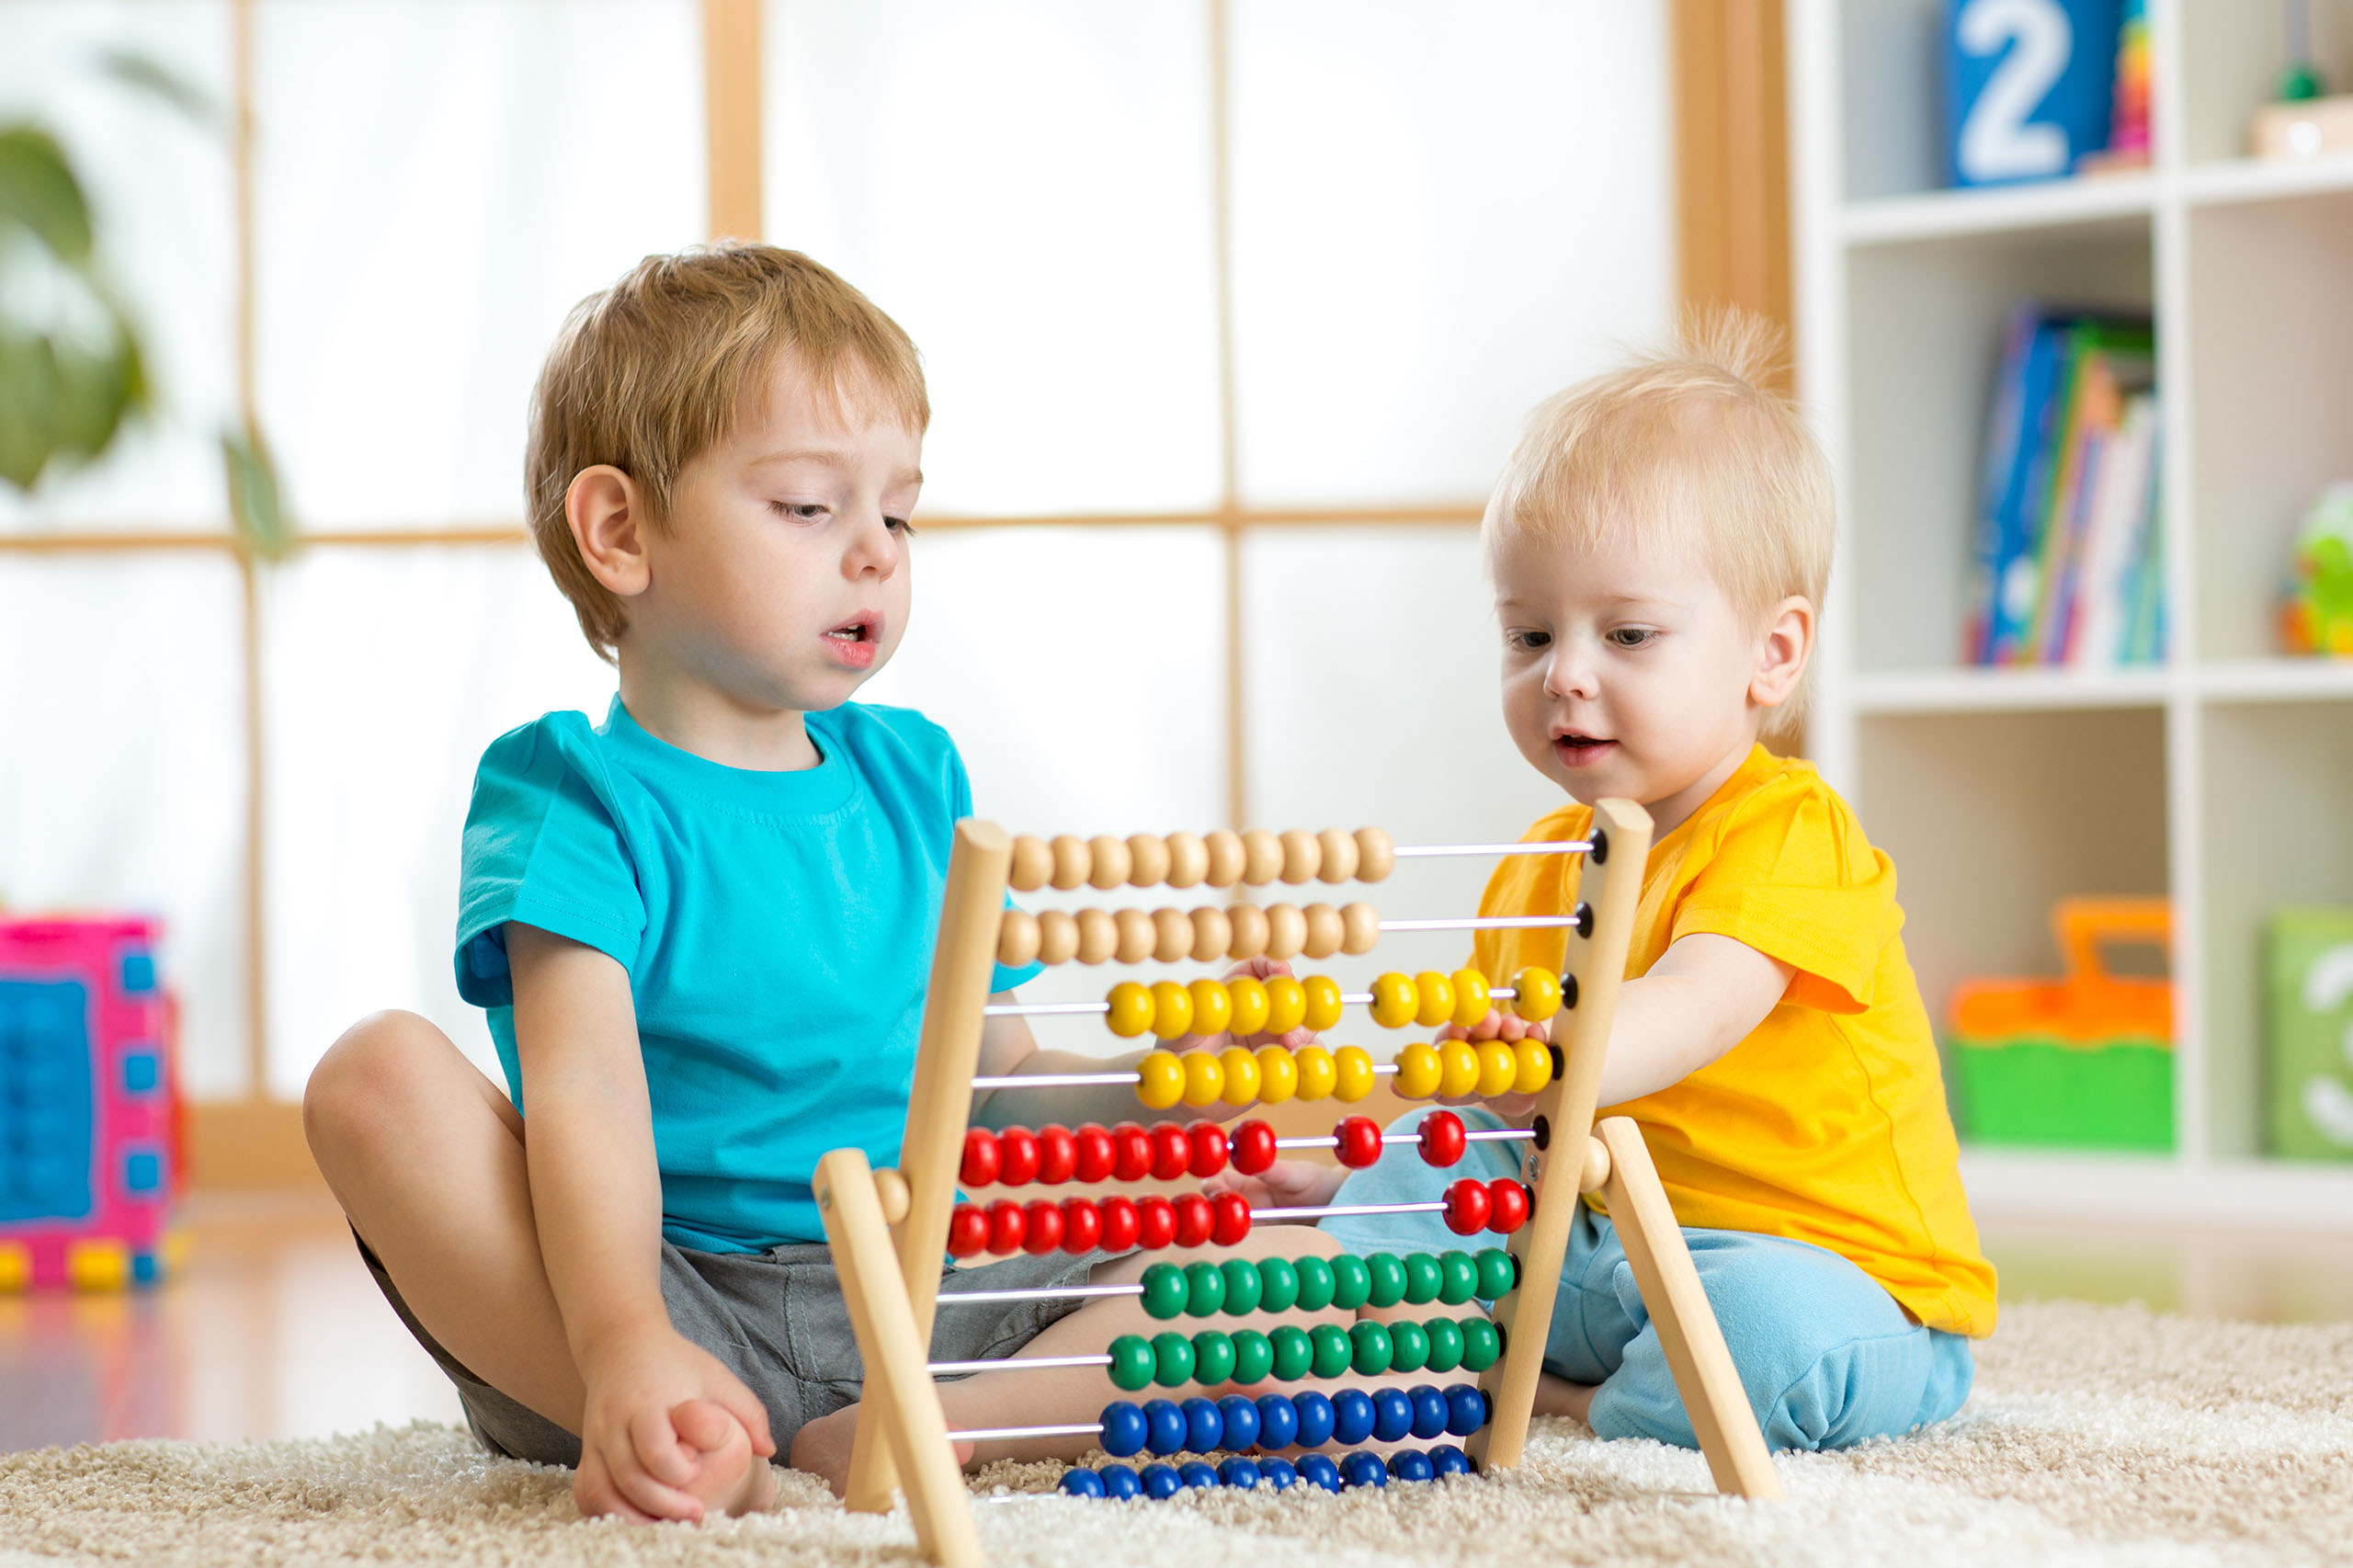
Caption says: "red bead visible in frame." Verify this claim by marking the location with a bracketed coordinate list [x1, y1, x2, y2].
[1135, 1195, 1177, 1250]
[1231, 1119, 1278, 1176]
[987, 1199, 1029, 1253]
[1417, 1110, 1467, 1168]
[1151, 1122, 1193, 1182]
[1172, 1192, 1215, 1248]
[1022, 1199, 1065, 1255]
[1210, 1190, 1252, 1246]
[1486, 1178, 1531, 1234]
[1036, 1124, 1078, 1185]
[1442, 1178, 1492, 1237]
[1111, 1122, 1154, 1182]
[1335, 1116, 1383, 1169]
[1061, 1197, 1102, 1253]
[1188, 1121, 1229, 1178]
[1073, 1123, 1117, 1183]
[959, 1128, 1001, 1187]
[1098, 1195, 1142, 1252]
[997, 1126, 1040, 1187]
[948, 1204, 991, 1257]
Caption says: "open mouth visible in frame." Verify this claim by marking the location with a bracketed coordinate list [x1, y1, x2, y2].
[1552, 731, 1618, 768]
[824, 612, 882, 667]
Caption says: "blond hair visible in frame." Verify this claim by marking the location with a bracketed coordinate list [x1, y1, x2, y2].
[525, 244, 928, 658]
[1483, 308, 1832, 741]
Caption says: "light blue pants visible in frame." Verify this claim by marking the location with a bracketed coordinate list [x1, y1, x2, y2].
[1318, 1106, 1974, 1452]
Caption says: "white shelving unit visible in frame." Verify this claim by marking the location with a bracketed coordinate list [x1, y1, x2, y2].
[1790, 0, 2353, 1228]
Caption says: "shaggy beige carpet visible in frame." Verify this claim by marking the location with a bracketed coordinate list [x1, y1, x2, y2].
[6, 1301, 2353, 1568]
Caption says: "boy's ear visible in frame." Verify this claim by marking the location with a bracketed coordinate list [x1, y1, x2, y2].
[1750, 595, 1815, 710]
[565, 465, 652, 600]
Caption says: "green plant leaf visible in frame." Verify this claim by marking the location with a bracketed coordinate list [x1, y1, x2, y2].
[0, 329, 63, 489]
[223, 421, 294, 561]
[49, 327, 144, 464]
[0, 126, 94, 264]
[98, 50, 229, 132]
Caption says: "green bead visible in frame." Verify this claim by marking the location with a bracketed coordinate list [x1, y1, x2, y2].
[1309, 1322, 1355, 1380]
[1422, 1315, 1465, 1373]
[1221, 1258, 1263, 1317]
[1438, 1250, 1480, 1306]
[1460, 1315, 1502, 1372]
[1185, 1260, 1226, 1317]
[1108, 1334, 1156, 1391]
[1402, 1252, 1444, 1305]
[1231, 1329, 1275, 1384]
[1192, 1330, 1236, 1386]
[1269, 1324, 1315, 1381]
[1256, 1256, 1301, 1313]
[1142, 1262, 1189, 1320]
[1474, 1247, 1518, 1301]
[1329, 1255, 1371, 1312]
[1388, 1319, 1429, 1373]
[1365, 1252, 1408, 1309]
[1292, 1256, 1336, 1312]
[1348, 1319, 1394, 1376]
[1153, 1330, 1197, 1387]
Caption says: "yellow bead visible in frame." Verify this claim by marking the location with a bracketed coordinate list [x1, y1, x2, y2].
[1513, 967, 1563, 1021]
[1413, 971, 1456, 1029]
[1107, 982, 1154, 1038]
[1332, 1045, 1375, 1103]
[1477, 1040, 1519, 1098]
[1302, 974, 1344, 1032]
[1150, 980, 1195, 1040]
[1189, 979, 1233, 1038]
[1182, 1051, 1226, 1108]
[1450, 968, 1491, 1030]
[1438, 1040, 1482, 1098]
[1255, 1044, 1298, 1103]
[1394, 1041, 1443, 1099]
[1293, 1045, 1336, 1100]
[1368, 972, 1417, 1030]
[1220, 1046, 1262, 1107]
[1136, 1051, 1187, 1109]
[1227, 976, 1271, 1037]
[1514, 1037, 1554, 1096]
[1264, 976, 1307, 1036]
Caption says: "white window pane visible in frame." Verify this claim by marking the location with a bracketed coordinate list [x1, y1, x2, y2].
[0, 554, 250, 1096]
[260, 548, 616, 1098]
[765, 0, 1223, 516]
[253, 0, 703, 529]
[0, 2, 235, 529]
[1230, 0, 1674, 506]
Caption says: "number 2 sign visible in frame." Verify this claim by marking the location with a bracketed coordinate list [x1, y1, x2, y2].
[1944, 0, 2121, 187]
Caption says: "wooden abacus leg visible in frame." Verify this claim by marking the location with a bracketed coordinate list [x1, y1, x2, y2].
[1595, 1116, 1781, 1500]
[815, 1148, 983, 1568]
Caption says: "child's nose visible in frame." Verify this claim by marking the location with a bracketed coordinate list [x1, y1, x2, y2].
[1542, 648, 1597, 700]
[845, 514, 900, 578]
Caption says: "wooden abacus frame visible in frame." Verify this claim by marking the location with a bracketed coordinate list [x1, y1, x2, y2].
[811, 809, 1777, 1567]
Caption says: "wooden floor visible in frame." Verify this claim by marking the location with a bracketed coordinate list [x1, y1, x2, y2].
[5, 1189, 2352, 1451]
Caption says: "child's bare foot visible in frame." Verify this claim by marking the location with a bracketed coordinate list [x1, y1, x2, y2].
[670, 1399, 778, 1516]
[1531, 1373, 1597, 1426]
[789, 1402, 973, 1497]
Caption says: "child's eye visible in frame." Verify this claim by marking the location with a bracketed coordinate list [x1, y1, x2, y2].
[885, 515, 915, 537]
[1608, 627, 1657, 649]
[1504, 629, 1552, 653]
[770, 500, 829, 522]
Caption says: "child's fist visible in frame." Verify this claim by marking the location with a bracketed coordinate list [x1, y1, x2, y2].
[1438, 1010, 1550, 1118]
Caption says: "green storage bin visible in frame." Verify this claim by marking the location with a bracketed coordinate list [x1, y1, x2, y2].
[1950, 1034, 2173, 1150]
[2265, 908, 2353, 1161]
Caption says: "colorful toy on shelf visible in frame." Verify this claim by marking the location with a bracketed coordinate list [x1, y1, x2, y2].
[2279, 483, 2353, 655]
[1943, 0, 2121, 187]
[2264, 909, 2353, 1161]
[1949, 899, 2172, 1152]
[813, 814, 1779, 1567]
[0, 915, 184, 1290]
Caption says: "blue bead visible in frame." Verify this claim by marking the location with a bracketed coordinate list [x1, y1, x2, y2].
[1387, 1449, 1435, 1483]
[1217, 1457, 1262, 1490]
[1259, 1457, 1299, 1491]
[1296, 1453, 1343, 1493]
[1141, 1463, 1185, 1499]
[1101, 1464, 1144, 1499]
[1370, 1386, 1415, 1442]
[1144, 1399, 1188, 1456]
[1409, 1384, 1450, 1440]
[1445, 1383, 1488, 1437]
[1101, 1402, 1149, 1458]
[1060, 1468, 1108, 1497]
[1291, 1391, 1336, 1449]
[1178, 1460, 1221, 1491]
[1255, 1392, 1299, 1449]
[1181, 1397, 1223, 1454]
[1216, 1395, 1260, 1451]
[1339, 1450, 1389, 1490]
[1427, 1444, 1472, 1478]
[1330, 1388, 1376, 1445]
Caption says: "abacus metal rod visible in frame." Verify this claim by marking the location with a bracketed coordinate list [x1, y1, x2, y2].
[1275, 1127, 1534, 1150]
[1251, 1199, 1449, 1221]
[971, 1062, 1415, 1092]
[986, 986, 1529, 1019]
[1392, 840, 1591, 858]
[930, 1353, 1112, 1376]
[934, 1283, 1144, 1307]
[947, 1420, 1107, 1443]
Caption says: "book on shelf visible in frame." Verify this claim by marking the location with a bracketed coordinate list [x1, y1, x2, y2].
[1963, 305, 2163, 668]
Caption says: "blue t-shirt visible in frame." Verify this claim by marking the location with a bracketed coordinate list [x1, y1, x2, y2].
[453, 695, 1038, 1252]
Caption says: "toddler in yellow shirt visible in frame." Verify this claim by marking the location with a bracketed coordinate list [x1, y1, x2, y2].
[1219, 313, 1995, 1452]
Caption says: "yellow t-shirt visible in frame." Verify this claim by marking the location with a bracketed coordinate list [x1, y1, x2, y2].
[1472, 744, 1997, 1338]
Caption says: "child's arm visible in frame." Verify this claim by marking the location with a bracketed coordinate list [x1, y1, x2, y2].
[969, 1006, 1150, 1130]
[506, 925, 778, 1519]
[1592, 933, 1794, 1105]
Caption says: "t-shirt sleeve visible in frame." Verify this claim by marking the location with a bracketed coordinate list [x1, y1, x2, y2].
[943, 739, 1044, 995]
[453, 719, 647, 1009]
[1667, 780, 1900, 1015]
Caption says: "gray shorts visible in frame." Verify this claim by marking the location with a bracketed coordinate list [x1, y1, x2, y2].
[357, 1231, 1116, 1466]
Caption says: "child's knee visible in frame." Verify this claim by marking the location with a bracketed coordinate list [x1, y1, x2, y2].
[302, 1010, 463, 1162]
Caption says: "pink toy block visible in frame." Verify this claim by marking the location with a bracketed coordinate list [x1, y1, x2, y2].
[0, 915, 184, 1290]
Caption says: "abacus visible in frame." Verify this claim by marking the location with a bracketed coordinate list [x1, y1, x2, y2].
[812, 808, 1779, 1566]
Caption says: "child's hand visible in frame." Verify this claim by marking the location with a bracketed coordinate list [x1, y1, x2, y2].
[1438, 1009, 1552, 1119]
[1202, 1157, 1346, 1217]
[1168, 956, 1320, 1054]
[574, 1327, 777, 1522]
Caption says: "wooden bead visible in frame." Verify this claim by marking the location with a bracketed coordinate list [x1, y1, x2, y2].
[1315, 828, 1359, 884]
[997, 910, 1041, 968]
[1278, 828, 1322, 885]
[1354, 827, 1395, 882]
[1580, 1135, 1613, 1192]
[1189, 906, 1232, 963]
[1226, 903, 1269, 960]
[1240, 829, 1283, 885]
[1050, 834, 1091, 892]
[1263, 903, 1307, 960]
[1203, 829, 1245, 888]
[1127, 834, 1171, 887]
[1165, 831, 1208, 889]
[1340, 901, 1381, 956]
[872, 1165, 912, 1225]
[1075, 907, 1119, 964]
[1088, 835, 1133, 891]
[1009, 835, 1053, 893]
[1299, 903, 1343, 960]
[1115, 908, 1157, 965]
[1037, 910, 1079, 965]
[1153, 907, 1193, 964]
